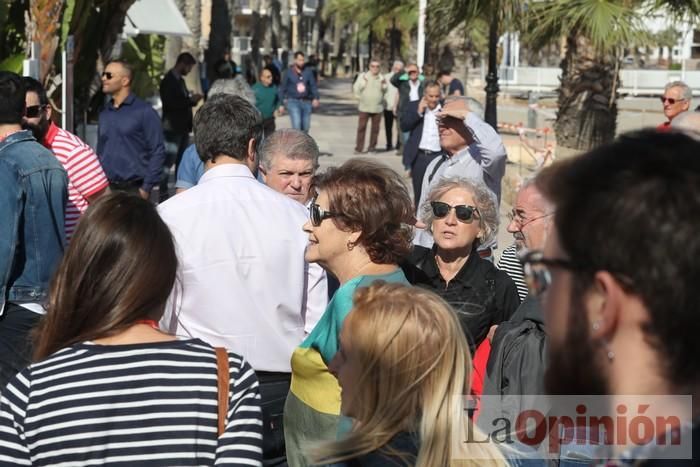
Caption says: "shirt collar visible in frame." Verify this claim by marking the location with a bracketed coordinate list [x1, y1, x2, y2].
[199, 163, 255, 184]
[44, 121, 59, 147]
[422, 244, 481, 285]
[110, 92, 136, 110]
[445, 145, 472, 165]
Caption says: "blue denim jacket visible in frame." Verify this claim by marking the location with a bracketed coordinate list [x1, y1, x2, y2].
[0, 131, 67, 314]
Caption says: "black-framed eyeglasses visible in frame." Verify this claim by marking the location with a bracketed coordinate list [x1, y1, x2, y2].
[519, 249, 637, 298]
[102, 72, 113, 80]
[518, 249, 580, 297]
[507, 210, 553, 229]
[25, 105, 48, 118]
[309, 201, 338, 226]
[431, 201, 479, 223]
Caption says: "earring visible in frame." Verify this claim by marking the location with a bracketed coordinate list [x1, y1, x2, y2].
[604, 341, 615, 362]
[346, 241, 354, 251]
[592, 321, 601, 331]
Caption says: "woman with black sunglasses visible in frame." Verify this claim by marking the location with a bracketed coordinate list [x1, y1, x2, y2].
[284, 159, 414, 466]
[403, 176, 520, 351]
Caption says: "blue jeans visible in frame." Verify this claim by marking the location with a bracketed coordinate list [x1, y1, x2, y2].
[287, 98, 312, 132]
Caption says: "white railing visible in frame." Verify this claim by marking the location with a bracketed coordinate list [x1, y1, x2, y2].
[491, 66, 700, 95]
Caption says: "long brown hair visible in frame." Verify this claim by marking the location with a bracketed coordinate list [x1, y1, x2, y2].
[33, 193, 178, 360]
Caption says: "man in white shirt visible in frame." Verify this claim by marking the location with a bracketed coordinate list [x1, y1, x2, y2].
[400, 81, 444, 207]
[257, 128, 334, 316]
[413, 96, 507, 254]
[158, 95, 327, 462]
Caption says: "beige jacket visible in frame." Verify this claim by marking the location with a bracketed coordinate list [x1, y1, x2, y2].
[353, 72, 387, 114]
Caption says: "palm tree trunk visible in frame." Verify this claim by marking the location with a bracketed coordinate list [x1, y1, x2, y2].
[280, 0, 290, 52]
[29, 0, 65, 82]
[555, 34, 618, 152]
[250, 0, 262, 68]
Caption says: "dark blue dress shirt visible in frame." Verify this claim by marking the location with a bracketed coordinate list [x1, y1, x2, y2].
[97, 93, 166, 192]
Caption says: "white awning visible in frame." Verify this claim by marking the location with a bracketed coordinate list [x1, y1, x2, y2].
[123, 0, 192, 37]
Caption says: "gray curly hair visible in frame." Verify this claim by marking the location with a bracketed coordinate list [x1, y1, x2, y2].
[420, 177, 499, 248]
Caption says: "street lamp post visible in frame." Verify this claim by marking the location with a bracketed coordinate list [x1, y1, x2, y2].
[484, 10, 499, 130]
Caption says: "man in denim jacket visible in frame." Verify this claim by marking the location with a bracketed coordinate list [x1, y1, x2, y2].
[0, 72, 67, 386]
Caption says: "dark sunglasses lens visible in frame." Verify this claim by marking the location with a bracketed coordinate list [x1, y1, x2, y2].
[455, 206, 475, 222]
[102, 72, 112, 79]
[431, 202, 450, 218]
[25, 105, 41, 118]
[310, 204, 321, 226]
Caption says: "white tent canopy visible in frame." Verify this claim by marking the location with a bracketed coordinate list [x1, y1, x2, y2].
[123, 0, 192, 37]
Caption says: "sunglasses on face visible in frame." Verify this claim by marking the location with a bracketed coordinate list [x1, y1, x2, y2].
[309, 202, 338, 226]
[407, 70, 418, 74]
[431, 201, 479, 223]
[25, 105, 47, 118]
[102, 72, 113, 80]
[660, 96, 685, 105]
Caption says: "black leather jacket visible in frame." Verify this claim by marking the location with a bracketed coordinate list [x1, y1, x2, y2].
[402, 245, 520, 350]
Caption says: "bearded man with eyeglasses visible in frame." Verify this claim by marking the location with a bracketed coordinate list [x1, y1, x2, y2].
[519, 130, 700, 465]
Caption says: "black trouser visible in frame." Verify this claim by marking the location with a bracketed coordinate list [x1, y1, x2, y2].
[257, 371, 291, 466]
[0, 303, 42, 387]
[411, 149, 442, 209]
[384, 109, 399, 149]
[109, 179, 144, 196]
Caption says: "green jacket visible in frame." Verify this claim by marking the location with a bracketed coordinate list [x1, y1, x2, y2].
[353, 71, 387, 113]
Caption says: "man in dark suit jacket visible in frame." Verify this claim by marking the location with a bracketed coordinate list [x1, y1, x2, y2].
[401, 81, 444, 208]
[159, 52, 202, 199]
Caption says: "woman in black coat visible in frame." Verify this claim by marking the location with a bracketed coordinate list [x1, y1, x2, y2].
[403, 177, 520, 350]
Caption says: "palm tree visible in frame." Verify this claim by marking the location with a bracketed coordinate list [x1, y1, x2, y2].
[427, 0, 700, 151]
[29, 0, 65, 82]
[525, 0, 700, 152]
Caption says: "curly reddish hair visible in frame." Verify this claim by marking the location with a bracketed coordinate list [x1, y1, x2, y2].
[312, 159, 414, 264]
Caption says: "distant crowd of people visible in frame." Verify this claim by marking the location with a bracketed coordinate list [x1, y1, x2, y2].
[0, 49, 698, 467]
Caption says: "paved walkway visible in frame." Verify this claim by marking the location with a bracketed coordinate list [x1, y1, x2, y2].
[276, 78, 407, 174]
[276, 77, 530, 257]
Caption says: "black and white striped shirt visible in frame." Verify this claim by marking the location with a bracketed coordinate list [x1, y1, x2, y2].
[497, 244, 528, 301]
[0, 339, 263, 466]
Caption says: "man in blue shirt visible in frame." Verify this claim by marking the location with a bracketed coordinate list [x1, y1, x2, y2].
[97, 60, 166, 200]
[278, 51, 320, 133]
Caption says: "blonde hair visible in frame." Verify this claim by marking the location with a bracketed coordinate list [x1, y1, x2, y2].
[309, 282, 506, 466]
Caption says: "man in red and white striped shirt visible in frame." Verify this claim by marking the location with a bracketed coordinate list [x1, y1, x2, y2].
[23, 77, 109, 240]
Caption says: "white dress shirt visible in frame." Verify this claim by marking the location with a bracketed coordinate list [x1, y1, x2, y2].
[418, 104, 442, 152]
[158, 163, 327, 372]
[414, 112, 507, 248]
[409, 80, 421, 101]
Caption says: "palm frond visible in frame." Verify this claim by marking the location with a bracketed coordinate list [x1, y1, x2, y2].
[527, 0, 646, 52]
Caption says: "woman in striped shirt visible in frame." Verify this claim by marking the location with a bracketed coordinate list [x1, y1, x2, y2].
[0, 193, 263, 466]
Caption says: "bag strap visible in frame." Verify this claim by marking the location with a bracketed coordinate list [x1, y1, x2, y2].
[427, 154, 448, 184]
[215, 347, 230, 437]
